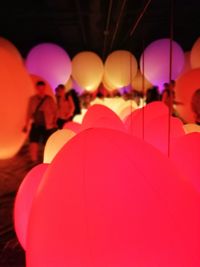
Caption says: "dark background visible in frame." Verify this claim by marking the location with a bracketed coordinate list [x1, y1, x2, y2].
[0, 0, 199, 60]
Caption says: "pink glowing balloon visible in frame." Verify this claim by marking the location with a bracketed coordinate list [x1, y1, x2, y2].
[170, 133, 200, 193]
[175, 68, 200, 123]
[26, 128, 200, 266]
[0, 49, 34, 159]
[143, 115, 185, 154]
[25, 43, 72, 90]
[81, 104, 126, 132]
[63, 121, 81, 133]
[14, 163, 49, 250]
[125, 101, 169, 137]
[140, 38, 185, 90]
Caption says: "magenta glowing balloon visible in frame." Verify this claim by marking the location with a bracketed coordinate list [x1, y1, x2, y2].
[26, 128, 200, 266]
[140, 38, 185, 91]
[171, 133, 200, 193]
[25, 43, 72, 90]
[81, 104, 126, 132]
[14, 163, 49, 250]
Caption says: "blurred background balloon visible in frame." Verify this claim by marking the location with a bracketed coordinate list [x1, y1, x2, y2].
[72, 51, 104, 92]
[190, 37, 200, 68]
[25, 43, 72, 91]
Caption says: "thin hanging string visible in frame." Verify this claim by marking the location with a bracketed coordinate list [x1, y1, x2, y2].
[167, 0, 174, 157]
[141, 24, 146, 140]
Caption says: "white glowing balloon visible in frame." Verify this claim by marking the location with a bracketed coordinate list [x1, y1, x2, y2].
[104, 50, 138, 88]
[44, 129, 76, 163]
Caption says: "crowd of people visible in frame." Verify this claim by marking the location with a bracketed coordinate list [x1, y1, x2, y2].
[23, 79, 200, 163]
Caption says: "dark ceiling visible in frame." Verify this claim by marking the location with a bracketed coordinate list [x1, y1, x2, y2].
[0, 0, 199, 60]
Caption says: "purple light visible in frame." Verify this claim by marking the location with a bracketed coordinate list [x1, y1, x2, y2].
[140, 39, 185, 91]
[25, 43, 72, 91]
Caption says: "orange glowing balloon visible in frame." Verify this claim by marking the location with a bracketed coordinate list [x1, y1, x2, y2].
[104, 50, 138, 88]
[175, 68, 200, 123]
[0, 37, 22, 63]
[72, 52, 104, 91]
[0, 49, 34, 159]
[190, 37, 200, 68]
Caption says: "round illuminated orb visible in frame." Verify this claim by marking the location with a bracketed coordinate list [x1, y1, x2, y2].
[104, 50, 138, 88]
[140, 38, 185, 91]
[63, 121, 81, 133]
[43, 129, 76, 163]
[0, 49, 34, 159]
[117, 100, 138, 121]
[26, 128, 200, 266]
[81, 104, 125, 132]
[178, 51, 191, 77]
[125, 101, 169, 137]
[171, 133, 200, 193]
[102, 74, 117, 92]
[175, 68, 200, 123]
[190, 37, 200, 68]
[72, 51, 104, 92]
[131, 70, 152, 93]
[30, 74, 56, 102]
[0, 37, 22, 63]
[183, 123, 200, 134]
[14, 163, 49, 250]
[25, 43, 72, 91]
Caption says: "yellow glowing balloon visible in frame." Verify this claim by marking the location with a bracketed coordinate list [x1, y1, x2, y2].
[102, 74, 117, 92]
[131, 70, 152, 93]
[43, 129, 76, 163]
[65, 77, 73, 92]
[117, 100, 138, 120]
[0, 49, 34, 159]
[0, 37, 22, 63]
[191, 37, 200, 68]
[72, 52, 104, 91]
[104, 50, 138, 88]
[183, 123, 200, 134]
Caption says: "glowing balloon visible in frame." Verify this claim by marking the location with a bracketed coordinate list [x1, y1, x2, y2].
[131, 70, 152, 92]
[0, 50, 34, 159]
[171, 133, 200, 193]
[183, 123, 200, 134]
[72, 51, 104, 91]
[43, 129, 76, 163]
[30, 74, 56, 102]
[14, 163, 49, 250]
[175, 68, 200, 123]
[125, 101, 169, 137]
[104, 50, 138, 88]
[91, 97, 126, 115]
[102, 74, 117, 92]
[27, 128, 200, 266]
[117, 100, 138, 121]
[63, 121, 81, 133]
[191, 37, 200, 68]
[178, 51, 191, 77]
[25, 43, 72, 90]
[0, 37, 22, 63]
[81, 104, 125, 132]
[140, 38, 185, 90]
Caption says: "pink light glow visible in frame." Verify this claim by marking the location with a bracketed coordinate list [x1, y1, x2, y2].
[26, 128, 200, 266]
[25, 43, 71, 91]
[140, 38, 185, 91]
[14, 164, 49, 250]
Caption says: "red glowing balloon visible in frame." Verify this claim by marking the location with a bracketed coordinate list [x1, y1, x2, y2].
[81, 104, 126, 132]
[14, 164, 49, 250]
[26, 128, 200, 266]
[63, 121, 81, 133]
[175, 68, 200, 123]
[170, 133, 200, 193]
